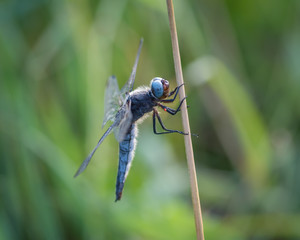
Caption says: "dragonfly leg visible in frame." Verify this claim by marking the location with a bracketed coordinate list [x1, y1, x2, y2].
[152, 110, 188, 135]
[158, 97, 187, 115]
[160, 83, 184, 103]
[168, 83, 184, 97]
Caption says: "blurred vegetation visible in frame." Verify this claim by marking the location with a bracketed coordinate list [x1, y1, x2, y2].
[1, 0, 300, 239]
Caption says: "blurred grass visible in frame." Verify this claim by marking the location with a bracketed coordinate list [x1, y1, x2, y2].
[1, 0, 300, 239]
[187, 56, 271, 192]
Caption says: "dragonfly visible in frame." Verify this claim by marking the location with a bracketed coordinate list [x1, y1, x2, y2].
[74, 38, 188, 201]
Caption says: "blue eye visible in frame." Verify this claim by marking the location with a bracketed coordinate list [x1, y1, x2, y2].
[151, 79, 164, 98]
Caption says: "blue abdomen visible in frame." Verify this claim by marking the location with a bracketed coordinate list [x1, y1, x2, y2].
[115, 124, 137, 201]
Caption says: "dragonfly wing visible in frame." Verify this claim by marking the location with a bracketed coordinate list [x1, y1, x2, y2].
[120, 38, 143, 99]
[114, 99, 133, 143]
[74, 122, 117, 178]
[102, 76, 121, 128]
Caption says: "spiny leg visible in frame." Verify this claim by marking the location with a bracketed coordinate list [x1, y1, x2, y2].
[158, 97, 187, 115]
[160, 83, 184, 103]
[168, 83, 184, 97]
[152, 110, 188, 135]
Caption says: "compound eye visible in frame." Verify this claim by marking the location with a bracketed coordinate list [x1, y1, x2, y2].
[151, 79, 164, 98]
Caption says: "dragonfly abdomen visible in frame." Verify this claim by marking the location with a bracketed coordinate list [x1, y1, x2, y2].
[115, 124, 137, 201]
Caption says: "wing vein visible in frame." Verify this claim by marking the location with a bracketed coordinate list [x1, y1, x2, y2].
[74, 122, 117, 178]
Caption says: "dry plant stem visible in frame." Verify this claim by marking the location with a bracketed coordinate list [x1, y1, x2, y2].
[166, 0, 205, 239]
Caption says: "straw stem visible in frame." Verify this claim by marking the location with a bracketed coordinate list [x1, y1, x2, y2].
[166, 0, 205, 239]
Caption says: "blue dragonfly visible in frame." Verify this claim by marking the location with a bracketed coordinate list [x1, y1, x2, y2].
[74, 39, 187, 201]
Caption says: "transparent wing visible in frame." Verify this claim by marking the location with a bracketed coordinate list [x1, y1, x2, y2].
[114, 99, 133, 143]
[74, 122, 118, 177]
[102, 75, 122, 128]
[120, 38, 143, 100]
[74, 96, 131, 178]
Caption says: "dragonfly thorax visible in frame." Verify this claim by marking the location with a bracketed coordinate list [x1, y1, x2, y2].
[150, 77, 170, 99]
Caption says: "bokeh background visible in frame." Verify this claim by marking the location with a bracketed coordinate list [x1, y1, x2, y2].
[1, 0, 300, 239]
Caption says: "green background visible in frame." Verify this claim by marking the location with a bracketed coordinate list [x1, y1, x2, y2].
[1, 0, 300, 239]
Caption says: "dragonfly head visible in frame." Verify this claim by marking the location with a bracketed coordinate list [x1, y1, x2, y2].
[150, 77, 169, 99]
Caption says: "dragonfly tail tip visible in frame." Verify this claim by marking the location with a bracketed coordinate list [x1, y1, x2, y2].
[115, 192, 123, 202]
